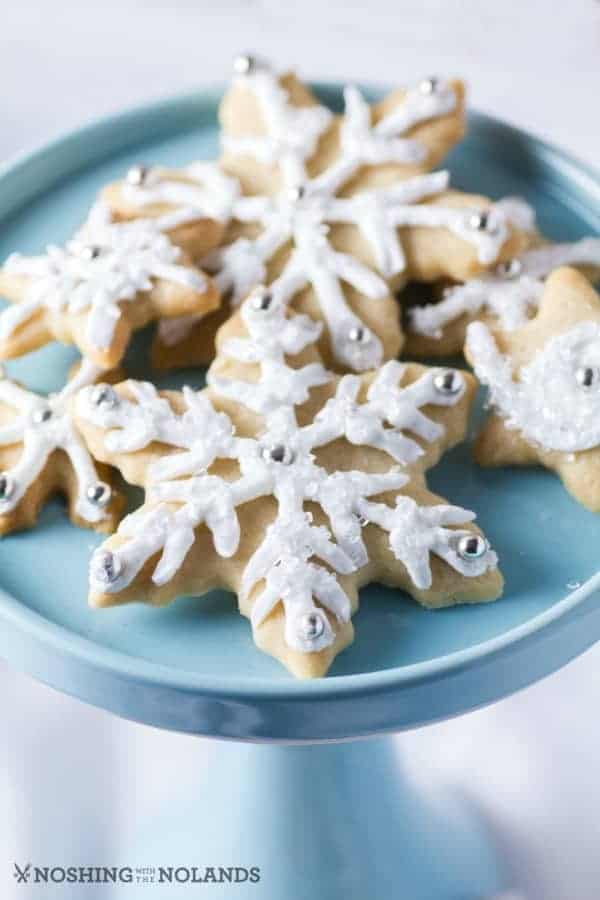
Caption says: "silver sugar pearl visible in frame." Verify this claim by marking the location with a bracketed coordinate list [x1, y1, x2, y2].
[80, 244, 102, 261]
[300, 611, 325, 641]
[87, 481, 112, 507]
[348, 325, 369, 343]
[575, 366, 600, 389]
[31, 406, 53, 425]
[91, 384, 119, 409]
[91, 549, 123, 585]
[288, 185, 306, 202]
[469, 211, 492, 232]
[250, 287, 273, 311]
[419, 77, 439, 95]
[433, 369, 463, 395]
[496, 258, 522, 279]
[457, 534, 488, 561]
[262, 444, 295, 465]
[126, 164, 149, 186]
[355, 513, 370, 527]
[0, 472, 15, 502]
[233, 53, 258, 75]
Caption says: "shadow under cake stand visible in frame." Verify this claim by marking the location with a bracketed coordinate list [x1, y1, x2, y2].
[1, 83, 600, 899]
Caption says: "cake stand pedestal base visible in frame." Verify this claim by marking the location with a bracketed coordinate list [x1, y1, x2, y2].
[122, 736, 515, 899]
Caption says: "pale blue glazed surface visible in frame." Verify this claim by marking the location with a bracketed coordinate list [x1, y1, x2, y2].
[0, 85, 599, 740]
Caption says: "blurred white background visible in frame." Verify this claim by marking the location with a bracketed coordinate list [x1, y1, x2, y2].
[2, 2, 600, 898]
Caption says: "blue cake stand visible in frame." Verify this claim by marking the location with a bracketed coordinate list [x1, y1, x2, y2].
[1, 83, 600, 899]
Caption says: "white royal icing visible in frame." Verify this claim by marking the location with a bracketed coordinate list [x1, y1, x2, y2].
[81, 295, 496, 654]
[222, 65, 333, 187]
[120, 162, 240, 224]
[200, 168, 519, 371]
[466, 319, 600, 452]
[0, 358, 112, 522]
[410, 234, 600, 338]
[1, 203, 206, 352]
[160, 62, 516, 371]
[209, 296, 331, 414]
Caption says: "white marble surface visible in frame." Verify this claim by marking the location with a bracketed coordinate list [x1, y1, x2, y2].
[1, 2, 600, 898]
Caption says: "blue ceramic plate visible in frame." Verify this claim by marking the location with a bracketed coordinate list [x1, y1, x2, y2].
[0, 85, 600, 741]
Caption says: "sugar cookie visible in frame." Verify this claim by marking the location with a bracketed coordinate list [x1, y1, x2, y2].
[0, 203, 219, 368]
[466, 267, 600, 511]
[151, 58, 531, 372]
[0, 359, 123, 534]
[75, 289, 502, 678]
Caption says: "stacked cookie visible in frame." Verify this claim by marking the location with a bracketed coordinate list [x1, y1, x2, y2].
[1, 56, 598, 677]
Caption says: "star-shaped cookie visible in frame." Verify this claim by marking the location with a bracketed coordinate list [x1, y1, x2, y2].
[74, 288, 502, 678]
[0, 203, 219, 369]
[147, 58, 532, 372]
[0, 359, 123, 534]
[466, 266, 600, 511]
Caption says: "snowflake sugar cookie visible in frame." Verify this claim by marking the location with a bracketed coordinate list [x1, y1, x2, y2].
[75, 287, 501, 678]
[0, 359, 123, 534]
[102, 161, 240, 258]
[0, 203, 219, 369]
[150, 57, 532, 372]
[407, 233, 600, 357]
[466, 266, 600, 511]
